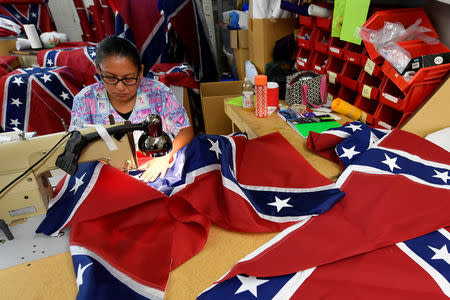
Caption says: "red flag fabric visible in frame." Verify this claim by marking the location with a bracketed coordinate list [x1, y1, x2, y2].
[220, 129, 450, 280]
[37, 132, 346, 298]
[0, 66, 83, 133]
[0, 1, 54, 34]
[37, 44, 99, 86]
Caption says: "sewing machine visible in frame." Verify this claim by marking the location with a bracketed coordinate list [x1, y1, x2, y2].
[0, 114, 171, 237]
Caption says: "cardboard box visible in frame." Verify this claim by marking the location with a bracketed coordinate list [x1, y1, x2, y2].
[200, 81, 243, 135]
[248, 18, 297, 73]
[0, 38, 17, 56]
[230, 30, 249, 49]
[233, 48, 249, 80]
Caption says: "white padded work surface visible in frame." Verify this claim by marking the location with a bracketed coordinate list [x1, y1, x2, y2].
[0, 214, 69, 269]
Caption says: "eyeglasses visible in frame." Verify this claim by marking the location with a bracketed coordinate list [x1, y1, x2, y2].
[97, 65, 140, 86]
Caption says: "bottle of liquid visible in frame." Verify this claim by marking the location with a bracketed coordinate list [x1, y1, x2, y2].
[242, 77, 254, 111]
[254, 75, 268, 118]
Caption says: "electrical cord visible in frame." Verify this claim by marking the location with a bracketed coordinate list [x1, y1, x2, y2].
[0, 131, 74, 197]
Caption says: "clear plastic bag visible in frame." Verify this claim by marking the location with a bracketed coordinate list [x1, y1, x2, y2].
[360, 19, 439, 75]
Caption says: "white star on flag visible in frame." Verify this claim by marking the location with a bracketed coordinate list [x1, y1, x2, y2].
[208, 138, 222, 160]
[40, 74, 52, 82]
[428, 244, 450, 265]
[11, 98, 22, 107]
[432, 170, 450, 184]
[10, 119, 20, 127]
[60, 91, 69, 101]
[25, 67, 34, 71]
[90, 52, 96, 58]
[70, 173, 86, 194]
[47, 59, 53, 66]
[268, 196, 293, 212]
[368, 131, 380, 149]
[339, 146, 360, 160]
[76, 262, 93, 289]
[381, 154, 401, 172]
[235, 275, 269, 297]
[346, 123, 362, 132]
[31, 12, 37, 17]
[12, 77, 24, 86]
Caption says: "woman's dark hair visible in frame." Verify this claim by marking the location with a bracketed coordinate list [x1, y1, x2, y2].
[96, 35, 141, 67]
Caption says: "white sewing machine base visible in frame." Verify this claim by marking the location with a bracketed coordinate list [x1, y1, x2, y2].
[0, 214, 69, 269]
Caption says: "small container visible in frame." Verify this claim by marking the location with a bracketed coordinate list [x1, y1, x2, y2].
[254, 75, 268, 118]
[242, 77, 254, 111]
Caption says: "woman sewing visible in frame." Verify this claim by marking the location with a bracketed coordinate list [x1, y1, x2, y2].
[69, 36, 194, 183]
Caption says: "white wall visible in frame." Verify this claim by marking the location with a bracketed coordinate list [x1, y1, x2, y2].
[47, 0, 83, 42]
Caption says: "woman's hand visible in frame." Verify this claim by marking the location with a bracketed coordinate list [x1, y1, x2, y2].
[138, 155, 171, 183]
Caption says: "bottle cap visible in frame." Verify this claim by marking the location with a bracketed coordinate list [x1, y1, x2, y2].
[254, 75, 267, 85]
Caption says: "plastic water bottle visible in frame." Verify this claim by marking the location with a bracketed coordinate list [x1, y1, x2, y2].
[242, 77, 254, 111]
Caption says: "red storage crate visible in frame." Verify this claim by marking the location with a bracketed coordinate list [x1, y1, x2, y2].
[311, 52, 328, 74]
[316, 16, 332, 31]
[297, 26, 315, 49]
[361, 7, 438, 64]
[373, 103, 404, 129]
[313, 29, 330, 54]
[337, 86, 357, 105]
[325, 56, 344, 85]
[381, 40, 450, 93]
[327, 82, 340, 102]
[361, 54, 383, 78]
[379, 77, 441, 113]
[344, 43, 365, 65]
[357, 72, 383, 100]
[354, 95, 379, 121]
[296, 48, 313, 70]
[340, 62, 362, 91]
[299, 15, 314, 27]
[329, 38, 346, 59]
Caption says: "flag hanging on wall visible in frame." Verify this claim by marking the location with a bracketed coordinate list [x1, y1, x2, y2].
[0, 0, 54, 35]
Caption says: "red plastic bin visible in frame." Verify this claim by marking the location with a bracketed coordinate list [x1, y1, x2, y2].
[361, 7, 438, 64]
[340, 62, 362, 91]
[325, 56, 344, 85]
[344, 43, 365, 65]
[361, 55, 383, 78]
[354, 95, 379, 124]
[379, 78, 442, 112]
[357, 72, 383, 100]
[327, 82, 340, 101]
[373, 103, 404, 129]
[311, 52, 328, 74]
[313, 29, 330, 54]
[299, 15, 314, 27]
[296, 48, 313, 70]
[337, 86, 357, 105]
[297, 26, 315, 49]
[328, 38, 346, 59]
[316, 17, 332, 31]
[381, 40, 450, 93]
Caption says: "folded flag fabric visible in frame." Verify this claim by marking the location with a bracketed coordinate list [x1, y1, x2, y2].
[0, 66, 83, 134]
[200, 127, 450, 298]
[37, 44, 100, 86]
[37, 132, 344, 299]
[0, 1, 54, 35]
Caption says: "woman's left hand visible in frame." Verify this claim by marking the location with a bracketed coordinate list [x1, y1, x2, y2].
[138, 155, 171, 183]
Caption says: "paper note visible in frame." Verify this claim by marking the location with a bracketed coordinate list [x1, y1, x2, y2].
[340, 0, 370, 45]
[362, 84, 372, 99]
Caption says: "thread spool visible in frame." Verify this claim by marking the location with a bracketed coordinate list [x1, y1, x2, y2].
[331, 98, 367, 123]
[23, 24, 42, 49]
[308, 4, 332, 18]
